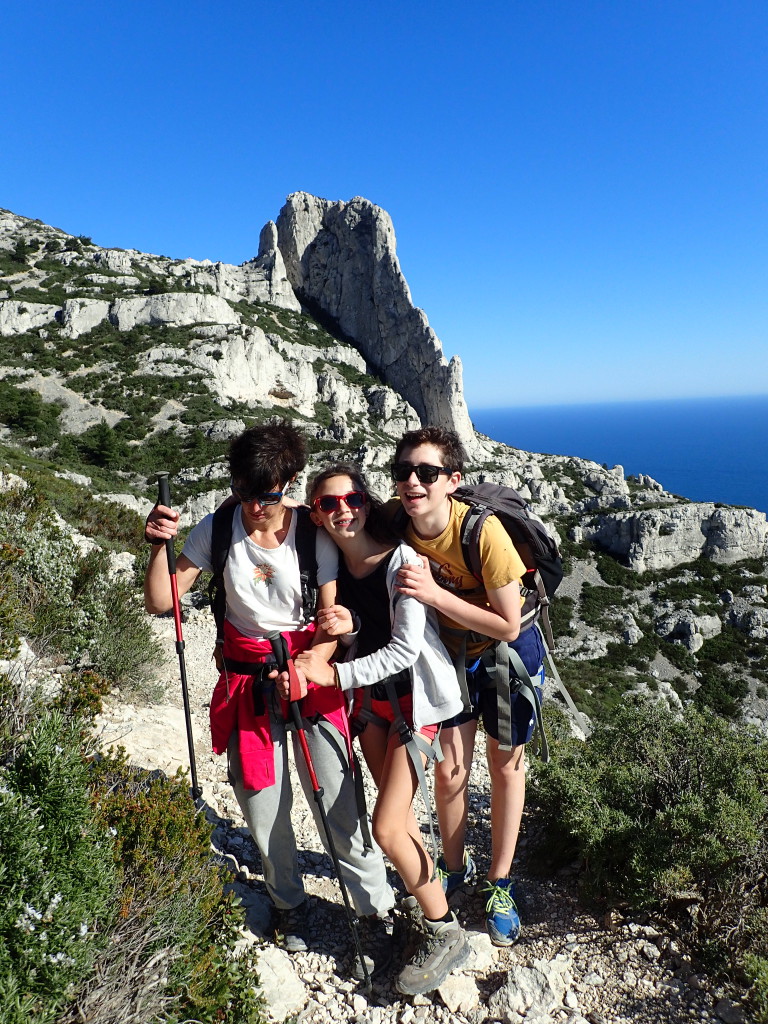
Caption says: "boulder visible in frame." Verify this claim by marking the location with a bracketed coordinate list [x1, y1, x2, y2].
[0, 299, 59, 336]
[109, 292, 241, 331]
[584, 504, 768, 571]
[654, 609, 722, 652]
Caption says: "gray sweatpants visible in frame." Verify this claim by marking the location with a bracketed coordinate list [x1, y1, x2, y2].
[228, 692, 394, 916]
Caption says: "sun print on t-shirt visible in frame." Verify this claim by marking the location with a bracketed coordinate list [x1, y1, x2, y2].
[253, 563, 275, 586]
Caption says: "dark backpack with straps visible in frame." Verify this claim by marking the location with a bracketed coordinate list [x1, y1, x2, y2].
[207, 503, 319, 658]
[394, 484, 588, 754]
[452, 483, 589, 753]
[453, 482, 563, 649]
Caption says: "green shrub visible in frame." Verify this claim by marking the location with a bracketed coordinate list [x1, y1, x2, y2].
[88, 755, 266, 1024]
[0, 712, 118, 1024]
[0, 383, 63, 446]
[745, 954, 768, 1023]
[579, 582, 625, 628]
[531, 696, 768, 998]
[0, 481, 160, 697]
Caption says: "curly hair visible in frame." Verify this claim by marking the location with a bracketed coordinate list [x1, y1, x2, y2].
[394, 426, 466, 474]
[228, 419, 307, 493]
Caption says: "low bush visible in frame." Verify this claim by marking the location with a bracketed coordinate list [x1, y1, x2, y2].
[531, 696, 768, 1016]
[84, 754, 265, 1024]
[0, 710, 118, 1024]
[0, 671, 265, 1024]
[0, 480, 160, 698]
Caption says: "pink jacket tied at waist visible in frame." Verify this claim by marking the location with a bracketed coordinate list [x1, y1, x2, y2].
[209, 619, 350, 790]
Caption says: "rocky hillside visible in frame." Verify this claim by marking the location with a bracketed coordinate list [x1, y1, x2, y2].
[1, 194, 767, 731]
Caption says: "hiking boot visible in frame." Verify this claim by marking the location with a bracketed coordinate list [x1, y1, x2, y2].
[435, 852, 476, 897]
[480, 877, 520, 946]
[352, 911, 394, 981]
[274, 903, 309, 953]
[395, 912, 470, 996]
[398, 894, 425, 933]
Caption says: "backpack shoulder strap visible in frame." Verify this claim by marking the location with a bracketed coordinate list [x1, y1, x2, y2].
[458, 502, 493, 582]
[208, 502, 237, 653]
[293, 505, 318, 625]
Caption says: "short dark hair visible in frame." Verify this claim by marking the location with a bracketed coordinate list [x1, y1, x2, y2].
[308, 462, 397, 544]
[229, 419, 307, 493]
[394, 426, 466, 474]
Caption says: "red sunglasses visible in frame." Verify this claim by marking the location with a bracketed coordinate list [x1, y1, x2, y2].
[312, 490, 367, 514]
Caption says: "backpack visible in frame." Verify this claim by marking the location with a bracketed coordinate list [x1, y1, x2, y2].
[395, 483, 589, 755]
[454, 482, 563, 650]
[207, 503, 319, 661]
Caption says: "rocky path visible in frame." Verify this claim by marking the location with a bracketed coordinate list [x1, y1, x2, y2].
[95, 604, 748, 1024]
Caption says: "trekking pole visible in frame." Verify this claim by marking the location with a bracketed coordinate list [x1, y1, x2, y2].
[156, 472, 202, 802]
[269, 635, 372, 993]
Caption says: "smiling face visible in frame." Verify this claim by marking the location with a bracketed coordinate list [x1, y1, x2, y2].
[394, 443, 460, 528]
[310, 474, 369, 542]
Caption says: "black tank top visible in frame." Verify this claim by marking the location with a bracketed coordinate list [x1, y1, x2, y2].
[337, 550, 411, 700]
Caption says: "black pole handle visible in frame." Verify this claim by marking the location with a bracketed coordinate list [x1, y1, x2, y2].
[156, 472, 177, 574]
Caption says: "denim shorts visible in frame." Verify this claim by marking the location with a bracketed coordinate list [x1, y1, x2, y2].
[443, 657, 545, 746]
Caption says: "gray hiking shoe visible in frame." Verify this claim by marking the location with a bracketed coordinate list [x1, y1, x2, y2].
[395, 912, 470, 996]
[352, 911, 394, 981]
[398, 894, 425, 933]
[274, 903, 309, 953]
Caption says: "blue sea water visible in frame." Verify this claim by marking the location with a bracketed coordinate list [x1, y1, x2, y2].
[471, 395, 768, 516]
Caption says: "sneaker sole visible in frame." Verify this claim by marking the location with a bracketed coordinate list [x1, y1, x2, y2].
[395, 932, 471, 996]
[486, 922, 520, 947]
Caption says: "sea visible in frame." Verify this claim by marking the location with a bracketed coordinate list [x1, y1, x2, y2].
[471, 394, 768, 516]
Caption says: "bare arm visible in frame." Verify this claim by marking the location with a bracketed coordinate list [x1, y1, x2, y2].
[143, 504, 202, 613]
[396, 561, 521, 642]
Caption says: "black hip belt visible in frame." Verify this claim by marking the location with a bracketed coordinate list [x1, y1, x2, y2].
[222, 657, 276, 682]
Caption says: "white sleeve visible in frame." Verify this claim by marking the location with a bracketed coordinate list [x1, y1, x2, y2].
[180, 513, 215, 572]
[315, 528, 339, 587]
[335, 546, 426, 689]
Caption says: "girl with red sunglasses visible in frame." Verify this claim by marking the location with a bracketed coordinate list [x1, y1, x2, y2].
[295, 463, 469, 995]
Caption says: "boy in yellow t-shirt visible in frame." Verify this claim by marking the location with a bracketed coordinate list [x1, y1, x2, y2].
[391, 426, 546, 946]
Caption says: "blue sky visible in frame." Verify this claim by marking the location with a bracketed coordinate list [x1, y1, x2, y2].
[2, 1, 766, 408]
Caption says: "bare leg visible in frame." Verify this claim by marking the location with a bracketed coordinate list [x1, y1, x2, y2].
[433, 718, 477, 872]
[485, 738, 526, 879]
[372, 734, 448, 921]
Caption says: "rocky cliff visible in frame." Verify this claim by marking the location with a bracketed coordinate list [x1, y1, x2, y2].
[1, 196, 767, 732]
[275, 192, 476, 449]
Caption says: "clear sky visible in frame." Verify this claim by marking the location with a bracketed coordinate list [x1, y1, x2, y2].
[2, 1, 766, 408]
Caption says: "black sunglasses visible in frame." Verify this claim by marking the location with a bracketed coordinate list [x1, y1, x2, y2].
[231, 484, 284, 506]
[390, 462, 453, 484]
[312, 490, 367, 514]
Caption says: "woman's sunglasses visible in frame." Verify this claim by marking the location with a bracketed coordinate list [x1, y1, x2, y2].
[312, 490, 367, 514]
[390, 462, 453, 484]
[231, 484, 284, 506]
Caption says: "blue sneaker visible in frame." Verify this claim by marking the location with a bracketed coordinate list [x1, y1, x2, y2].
[435, 852, 476, 896]
[480, 877, 520, 946]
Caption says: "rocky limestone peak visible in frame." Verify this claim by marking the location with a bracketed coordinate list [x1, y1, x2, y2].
[274, 192, 479, 453]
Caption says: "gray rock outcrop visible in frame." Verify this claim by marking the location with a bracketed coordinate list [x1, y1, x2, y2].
[654, 609, 722, 653]
[584, 504, 768, 571]
[275, 192, 477, 451]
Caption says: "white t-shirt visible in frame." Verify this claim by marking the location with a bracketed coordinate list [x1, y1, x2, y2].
[182, 507, 337, 638]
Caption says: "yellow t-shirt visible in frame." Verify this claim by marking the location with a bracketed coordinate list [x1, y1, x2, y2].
[398, 498, 527, 658]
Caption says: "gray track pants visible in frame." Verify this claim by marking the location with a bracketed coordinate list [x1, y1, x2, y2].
[228, 692, 394, 915]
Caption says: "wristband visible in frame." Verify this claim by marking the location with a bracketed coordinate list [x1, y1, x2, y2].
[333, 664, 341, 689]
